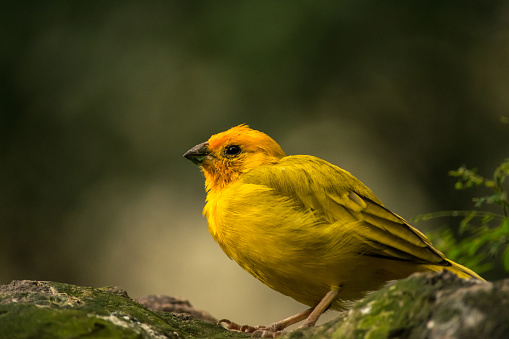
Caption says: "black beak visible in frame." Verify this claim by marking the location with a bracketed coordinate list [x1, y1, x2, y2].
[183, 142, 211, 165]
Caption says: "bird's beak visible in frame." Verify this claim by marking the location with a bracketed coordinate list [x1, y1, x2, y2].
[183, 141, 211, 165]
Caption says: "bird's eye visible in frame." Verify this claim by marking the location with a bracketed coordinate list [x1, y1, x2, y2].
[225, 145, 242, 156]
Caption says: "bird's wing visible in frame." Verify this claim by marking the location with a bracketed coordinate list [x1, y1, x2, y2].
[243, 155, 450, 266]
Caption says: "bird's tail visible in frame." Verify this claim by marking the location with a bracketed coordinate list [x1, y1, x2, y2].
[443, 259, 485, 281]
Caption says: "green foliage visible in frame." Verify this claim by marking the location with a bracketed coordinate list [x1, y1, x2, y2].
[413, 158, 509, 276]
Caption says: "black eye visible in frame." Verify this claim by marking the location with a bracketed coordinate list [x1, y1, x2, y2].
[225, 145, 242, 156]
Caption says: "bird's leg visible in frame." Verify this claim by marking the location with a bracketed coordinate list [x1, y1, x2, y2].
[219, 308, 313, 337]
[252, 308, 314, 336]
[219, 287, 340, 337]
[299, 288, 340, 328]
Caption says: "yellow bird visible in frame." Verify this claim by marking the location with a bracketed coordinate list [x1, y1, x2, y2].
[183, 125, 484, 337]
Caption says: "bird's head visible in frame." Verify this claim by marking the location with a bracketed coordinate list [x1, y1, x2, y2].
[184, 124, 286, 192]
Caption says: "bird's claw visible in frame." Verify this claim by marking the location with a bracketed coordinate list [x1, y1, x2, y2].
[219, 319, 283, 337]
[218, 319, 256, 332]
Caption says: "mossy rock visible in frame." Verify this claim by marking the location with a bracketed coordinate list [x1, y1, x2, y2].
[0, 280, 247, 338]
[1, 272, 507, 338]
[285, 271, 508, 339]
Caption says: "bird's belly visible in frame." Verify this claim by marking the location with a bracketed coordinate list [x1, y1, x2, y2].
[227, 242, 427, 309]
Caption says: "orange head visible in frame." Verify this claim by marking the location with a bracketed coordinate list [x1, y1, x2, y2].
[183, 125, 286, 192]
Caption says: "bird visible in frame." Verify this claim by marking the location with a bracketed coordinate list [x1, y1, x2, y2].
[183, 124, 484, 337]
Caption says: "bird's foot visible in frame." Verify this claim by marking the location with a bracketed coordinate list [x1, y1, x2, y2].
[219, 319, 283, 338]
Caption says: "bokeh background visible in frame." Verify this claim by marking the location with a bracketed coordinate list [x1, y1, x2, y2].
[2, 1, 509, 326]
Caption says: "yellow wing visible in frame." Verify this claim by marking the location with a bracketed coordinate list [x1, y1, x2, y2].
[242, 155, 478, 277]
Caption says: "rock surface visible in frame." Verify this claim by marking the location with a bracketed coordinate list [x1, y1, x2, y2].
[0, 272, 507, 338]
[136, 294, 217, 324]
[0, 280, 246, 338]
[286, 271, 508, 339]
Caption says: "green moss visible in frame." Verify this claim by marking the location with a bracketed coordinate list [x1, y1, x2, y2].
[2, 274, 506, 339]
[283, 271, 498, 339]
[0, 280, 248, 339]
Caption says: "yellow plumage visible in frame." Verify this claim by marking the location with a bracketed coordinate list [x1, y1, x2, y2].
[184, 124, 484, 334]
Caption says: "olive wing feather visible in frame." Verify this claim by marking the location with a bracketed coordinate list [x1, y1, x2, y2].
[242, 155, 450, 267]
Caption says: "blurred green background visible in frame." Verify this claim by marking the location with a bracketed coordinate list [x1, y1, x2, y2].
[1, 1, 508, 326]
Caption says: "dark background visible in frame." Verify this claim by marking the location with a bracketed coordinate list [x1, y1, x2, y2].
[2, 1, 508, 325]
